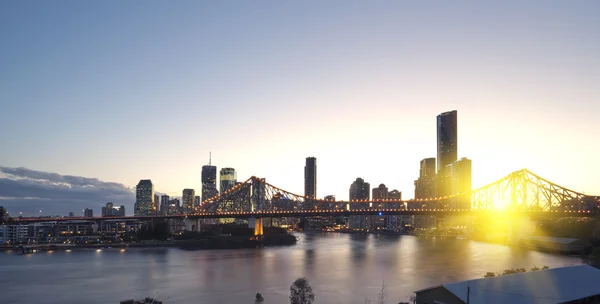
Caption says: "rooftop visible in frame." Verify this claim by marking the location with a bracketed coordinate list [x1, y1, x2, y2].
[417, 264, 600, 304]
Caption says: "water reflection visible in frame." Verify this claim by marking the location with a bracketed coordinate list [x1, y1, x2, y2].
[0, 233, 583, 304]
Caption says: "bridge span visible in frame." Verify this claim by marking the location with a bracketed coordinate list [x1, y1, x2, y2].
[11, 208, 598, 224]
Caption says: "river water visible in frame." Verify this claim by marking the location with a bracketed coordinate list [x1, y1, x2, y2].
[0, 233, 582, 304]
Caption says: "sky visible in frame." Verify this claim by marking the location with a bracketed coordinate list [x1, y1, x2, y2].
[1, 1, 600, 215]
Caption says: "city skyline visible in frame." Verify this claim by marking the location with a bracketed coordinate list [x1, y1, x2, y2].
[1, 1, 600, 215]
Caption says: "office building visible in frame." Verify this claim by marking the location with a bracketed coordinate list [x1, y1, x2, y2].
[84, 208, 93, 218]
[68, 212, 74, 217]
[414, 158, 437, 199]
[219, 168, 237, 194]
[387, 190, 407, 230]
[154, 194, 160, 212]
[202, 164, 218, 202]
[160, 195, 170, 215]
[446, 157, 472, 209]
[194, 195, 200, 207]
[182, 189, 195, 213]
[371, 184, 388, 230]
[101, 202, 125, 217]
[437, 110, 458, 196]
[349, 178, 370, 230]
[135, 180, 154, 216]
[304, 157, 317, 198]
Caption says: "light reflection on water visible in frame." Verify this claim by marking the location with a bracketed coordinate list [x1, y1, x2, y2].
[0, 233, 581, 304]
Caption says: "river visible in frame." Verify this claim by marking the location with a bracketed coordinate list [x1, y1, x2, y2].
[0, 233, 582, 304]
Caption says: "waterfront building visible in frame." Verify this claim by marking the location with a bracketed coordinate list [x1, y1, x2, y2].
[436, 110, 458, 197]
[98, 219, 142, 234]
[160, 195, 170, 215]
[0, 225, 28, 244]
[349, 178, 370, 230]
[182, 189, 195, 213]
[387, 190, 407, 230]
[101, 202, 125, 217]
[219, 168, 237, 194]
[135, 180, 154, 216]
[84, 208, 93, 218]
[371, 184, 388, 230]
[201, 164, 218, 202]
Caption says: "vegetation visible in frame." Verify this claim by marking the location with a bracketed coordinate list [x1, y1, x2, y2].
[290, 277, 315, 304]
[254, 293, 264, 304]
[483, 266, 549, 277]
[537, 218, 600, 240]
[136, 219, 171, 241]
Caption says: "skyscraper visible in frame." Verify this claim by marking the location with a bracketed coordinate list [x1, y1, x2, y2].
[371, 183, 388, 230]
[414, 158, 437, 199]
[202, 164, 218, 202]
[160, 194, 170, 215]
[446, 157, 472, 209]
[84, 208, 93, 217]
[437, 110, 458, 196]
[154, 194, 160, 213]
[182, 189, 195, 213]
[194, 195, 200, 207]
[349, 178, 370, 230]
[219, 168, 237, 194]
[135, 180, 154, 216]
[304, 157, 317, 198]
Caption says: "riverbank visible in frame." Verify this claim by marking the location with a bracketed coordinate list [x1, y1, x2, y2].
[0, 234, 297, 252]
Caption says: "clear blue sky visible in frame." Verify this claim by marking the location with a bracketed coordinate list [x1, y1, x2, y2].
[1, 1, 599, 212]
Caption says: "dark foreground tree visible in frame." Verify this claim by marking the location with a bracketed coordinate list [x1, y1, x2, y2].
[255, 293, 264, 304]
[290, 277, 315, 304]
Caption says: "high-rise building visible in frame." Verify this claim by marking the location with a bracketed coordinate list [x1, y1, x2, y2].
[349, 178, 370, 230]
[415, 158, 437, 199]
[219, 168, 237, 194]
[182, 189, 195, 213]
[84, 208, 93, 217]
[446, 157, 472, 209]
[154, 194, 160, 212]
[102, 202, 125, 217]
[160, 195, 170, 215]
[68, 212, 74, 217]
[194, 195, 201, 207]
[437, 110, 458, 197]
[202, 165, 218, 202]
[387, 190, 407, 230]
[135, 180, 154, 216]
[304, 157, 317, 198]
[371, 184, 388, 230]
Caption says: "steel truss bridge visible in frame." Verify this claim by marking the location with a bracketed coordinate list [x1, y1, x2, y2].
[12, 169, 600, 224]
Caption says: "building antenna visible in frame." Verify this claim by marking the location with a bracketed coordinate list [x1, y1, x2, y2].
[209, 151, 212, 166]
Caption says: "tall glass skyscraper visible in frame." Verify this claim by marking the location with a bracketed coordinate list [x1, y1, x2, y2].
[135, 179, 154, 216]
[219, 167, 237, 194]
[437, 110, 458, 196]
[304, 157, 317, 198]
[201, 165, 217, 202]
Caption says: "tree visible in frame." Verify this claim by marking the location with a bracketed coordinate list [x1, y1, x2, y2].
[377, 280, 387, 304]
[290, 277, 315, 304]
[255, 293, 264, 304]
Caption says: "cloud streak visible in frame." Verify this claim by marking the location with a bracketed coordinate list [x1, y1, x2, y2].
[0, 166, 134, 216]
